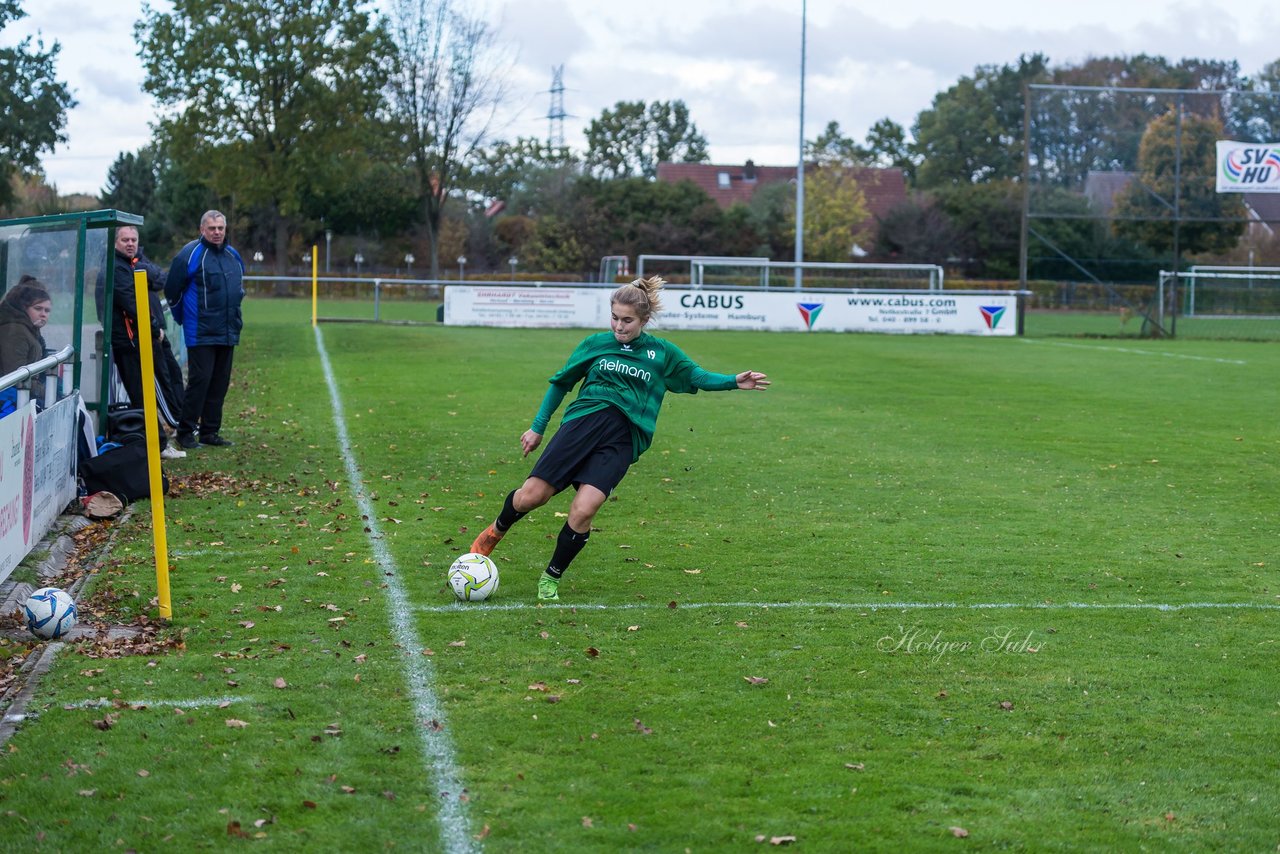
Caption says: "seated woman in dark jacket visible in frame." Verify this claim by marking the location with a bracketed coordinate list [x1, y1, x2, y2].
[0, 276, 53, 410]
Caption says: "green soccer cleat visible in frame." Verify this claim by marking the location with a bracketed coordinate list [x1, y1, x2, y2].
[537, 574, 560, 602]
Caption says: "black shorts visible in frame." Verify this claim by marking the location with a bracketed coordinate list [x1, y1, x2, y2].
[529, 405, 633, 496]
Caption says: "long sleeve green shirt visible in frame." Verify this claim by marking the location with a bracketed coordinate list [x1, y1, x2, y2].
[531, 331, 738, 462]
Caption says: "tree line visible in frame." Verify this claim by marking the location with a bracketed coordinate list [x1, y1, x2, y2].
[4, 0, 1280, 282]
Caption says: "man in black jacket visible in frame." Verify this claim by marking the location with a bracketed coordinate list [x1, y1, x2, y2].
[165, 210, 245, 449]
[96, 225, 187, 459]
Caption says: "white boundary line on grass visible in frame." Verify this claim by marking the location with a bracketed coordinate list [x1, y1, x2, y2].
[1019, 337, 1248, 365]
[59, 696, 246, 710]
[171, 547, 281, 559]
[314, 326, 476, 854]
[416, 599, 1280, 614]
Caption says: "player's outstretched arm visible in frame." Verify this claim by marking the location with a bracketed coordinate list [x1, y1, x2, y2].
[521, 429, 543, 457]
[735, 371, 770, 391]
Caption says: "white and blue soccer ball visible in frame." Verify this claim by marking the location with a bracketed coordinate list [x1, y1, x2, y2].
[448, 553, 499, 602]
[24, 587, 78, 640]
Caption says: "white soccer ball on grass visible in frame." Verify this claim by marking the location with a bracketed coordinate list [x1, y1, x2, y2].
[448, 553, 499, 602]
[24, 586, 78, 640]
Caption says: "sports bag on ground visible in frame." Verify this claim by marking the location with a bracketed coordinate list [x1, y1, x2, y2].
[79, 441, 169, 502]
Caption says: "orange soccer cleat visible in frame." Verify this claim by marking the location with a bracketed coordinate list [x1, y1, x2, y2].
[470, 523, 505, 556]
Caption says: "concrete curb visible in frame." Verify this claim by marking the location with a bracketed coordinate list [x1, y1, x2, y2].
[0, 641, 65, 743]
[0, 507, 142, 748]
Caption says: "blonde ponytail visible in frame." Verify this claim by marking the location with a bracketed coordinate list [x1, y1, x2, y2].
[611, 276, 665, 320]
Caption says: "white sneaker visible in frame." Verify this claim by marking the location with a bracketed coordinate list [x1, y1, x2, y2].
[160, 446, 187, 460]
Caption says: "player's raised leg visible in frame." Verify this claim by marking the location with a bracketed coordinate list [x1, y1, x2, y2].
[471, 478, 555, 555]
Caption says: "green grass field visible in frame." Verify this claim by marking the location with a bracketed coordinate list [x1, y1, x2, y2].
[2, 298, 1277, 851]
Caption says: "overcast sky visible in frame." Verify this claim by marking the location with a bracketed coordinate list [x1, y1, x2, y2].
[4, 0, 1279, 196]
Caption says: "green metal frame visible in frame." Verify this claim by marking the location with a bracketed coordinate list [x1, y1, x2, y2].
[0, 209, 144, 424]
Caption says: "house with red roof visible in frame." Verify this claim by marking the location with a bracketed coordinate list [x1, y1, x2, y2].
[1084, 169, 1280, 242]
[656, 160, 909, 235]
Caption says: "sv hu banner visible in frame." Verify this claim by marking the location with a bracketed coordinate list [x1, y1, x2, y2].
[1216, 140, 1280, 193]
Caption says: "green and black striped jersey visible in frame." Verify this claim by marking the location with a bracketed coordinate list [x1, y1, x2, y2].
[531, 331, 738, 462]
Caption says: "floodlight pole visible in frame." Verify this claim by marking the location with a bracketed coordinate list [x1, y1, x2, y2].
[1019, 85, 1031, 288]
[794, 0, 807, 290]
[1171, 96, 1183, 338]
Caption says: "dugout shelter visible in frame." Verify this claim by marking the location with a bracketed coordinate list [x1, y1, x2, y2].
[0, 209, 145, 429]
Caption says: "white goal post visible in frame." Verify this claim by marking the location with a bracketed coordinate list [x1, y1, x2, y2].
[1162, 267, 1280, 318]
[636, 255, 945, 291]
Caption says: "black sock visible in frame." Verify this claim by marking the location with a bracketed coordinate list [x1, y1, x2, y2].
[546, 522, 590, 578]
[495, 490, 527, 533]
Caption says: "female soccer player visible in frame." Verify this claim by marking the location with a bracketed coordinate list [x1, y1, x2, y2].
[470, 276, 769, 601]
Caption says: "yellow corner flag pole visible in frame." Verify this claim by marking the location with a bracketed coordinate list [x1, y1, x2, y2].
[132, 270, 173, 620]
[311, 245, 318, 326]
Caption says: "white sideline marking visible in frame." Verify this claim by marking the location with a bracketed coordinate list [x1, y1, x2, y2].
[417, 599, 1280, 614]
[1020, 338, 1247, 365]
[61, 696, 245, 710]
[171, 547, 279, 559]
[314, 326, 475, 854]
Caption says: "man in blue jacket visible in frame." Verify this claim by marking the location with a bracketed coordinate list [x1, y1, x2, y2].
[165, 210, 245, 449]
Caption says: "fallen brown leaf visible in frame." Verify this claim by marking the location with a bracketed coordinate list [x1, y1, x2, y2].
[225, 719, 249, 728]
[950, 826, 969, 838]
[744, 676, 769, 685]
